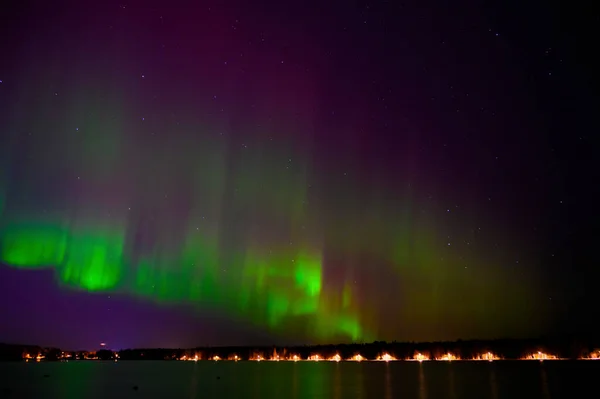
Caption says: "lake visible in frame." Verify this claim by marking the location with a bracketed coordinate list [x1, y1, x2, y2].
[0, 360, 597, 398]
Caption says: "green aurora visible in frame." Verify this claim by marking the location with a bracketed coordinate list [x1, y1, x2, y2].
[0, 29, 547, 344]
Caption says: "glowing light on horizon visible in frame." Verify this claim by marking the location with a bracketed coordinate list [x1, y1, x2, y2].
[523, 351, 558, 361]
[329, 354, 342, 362]
[308, 354, 321, 361]
[437, 352, 459, 361]
[288, 354, 300, 361]
[349, 354, 365, 361]
[377, 353, 396, 361]
[250, 353, 264, 361]
[411, 352, 430, 362]
[178, 354, 210, 361]
[212, 355, 221, 361]
[472, 352, 499, 361]
[582, 350, 600, 360]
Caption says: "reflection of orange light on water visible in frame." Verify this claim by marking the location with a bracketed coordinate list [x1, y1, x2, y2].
[412, 353, 430, 362]
[437, 353, 459, 361]
[473, 352, 500, 361]
[329, 354, 342, 362]
[523, 351, 558, 361]
[350, 354, 365, 361]
[377, 353, 396, 361]
[308, 354, 321, 361]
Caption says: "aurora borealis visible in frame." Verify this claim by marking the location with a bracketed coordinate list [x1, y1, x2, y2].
[0, 1, 594, 350]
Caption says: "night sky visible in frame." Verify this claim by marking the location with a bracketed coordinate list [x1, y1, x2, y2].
[0, 1, 596, 350]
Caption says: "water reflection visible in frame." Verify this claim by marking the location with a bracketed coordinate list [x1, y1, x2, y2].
[384, 362, 392, 399]
[356, 363, 365, 399]
[540, 364, 551, 399]
[418, 363, 427, 399]
[253, 363, 262, 398]
[489, 364, 498, 399]
[59, 362, 91, 399]
[292, 362, 298, 399]
[448, 364, 456, 399]
[333, 362, 341, 399]
[298, 363, 330, 399]
[189, 361, 198, 399]
[2, 360, 596, 399]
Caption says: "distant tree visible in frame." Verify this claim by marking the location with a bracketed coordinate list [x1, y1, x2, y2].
[97, 350, 113, 360]
[45, 348, 62, 361]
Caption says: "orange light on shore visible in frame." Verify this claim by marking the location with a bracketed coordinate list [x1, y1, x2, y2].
[308, 354, 322, 361]
[250, 354, 264, 361]
[523, 351, 558, 361]
[473, 352, 500, 361]
[179, 354, 200, 361]
[329, 354, 342, 362]
[288, 354, 300, 361]
[229, 355, 239, 361]
[212, 355, 221, 361]
[270, 349, 281, 361]
[377, 353, 397, 361]
[350, 354, 365, 361]
[437, 353, 459, 361]
[583, 351, 600, 360]
[411, 353, 430, 362]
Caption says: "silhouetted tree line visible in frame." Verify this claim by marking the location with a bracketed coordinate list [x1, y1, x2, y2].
[0, 344, 61, 361]
[2, 335, 599, 361]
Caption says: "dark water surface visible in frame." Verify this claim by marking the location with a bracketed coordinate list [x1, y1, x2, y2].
[0, 360, 597, 398]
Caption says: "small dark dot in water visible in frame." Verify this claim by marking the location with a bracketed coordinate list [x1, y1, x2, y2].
[43, 374, 50, 378]
[2, 387, 12, 395]
[132, 385, 139, 391]
[217, 376, 221, 380]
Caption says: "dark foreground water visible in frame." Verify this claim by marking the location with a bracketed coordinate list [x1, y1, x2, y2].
[1, 360, 598, 399]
